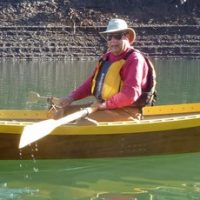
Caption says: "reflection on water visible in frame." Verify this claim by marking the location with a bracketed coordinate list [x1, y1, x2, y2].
[0, 58, 200, 109]
[155, 59, 200, 105]
[0, 59, 94, 109]
[0, 153, 200, 200]
[0, 185, 39, 200]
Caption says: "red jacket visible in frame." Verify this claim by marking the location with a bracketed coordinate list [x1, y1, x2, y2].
[68, 47, 149, 109]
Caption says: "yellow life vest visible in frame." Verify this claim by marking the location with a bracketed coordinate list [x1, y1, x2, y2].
[91, 49, 157, 107]
[91, 58, 126, 100]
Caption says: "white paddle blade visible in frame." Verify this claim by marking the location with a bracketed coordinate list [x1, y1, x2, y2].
[19, 106, 97, 149]
[19, 119, 56, 149]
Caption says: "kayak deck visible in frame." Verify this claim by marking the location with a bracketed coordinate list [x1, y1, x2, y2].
[1, 102, 200, 121]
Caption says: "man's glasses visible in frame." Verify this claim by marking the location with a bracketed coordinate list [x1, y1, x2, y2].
[106, 32, 126, 41]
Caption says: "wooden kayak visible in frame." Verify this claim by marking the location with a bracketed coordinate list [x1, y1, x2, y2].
[0, 102, 200, 160]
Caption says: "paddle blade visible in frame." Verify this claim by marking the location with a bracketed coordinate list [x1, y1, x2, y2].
[19, 119, 56, 149]
[19, 106, 97, 149]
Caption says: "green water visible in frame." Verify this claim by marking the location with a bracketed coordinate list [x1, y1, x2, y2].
[1, 58, 200, 109]
[0, 58, 200, 199]
[1, 153, 200, 200]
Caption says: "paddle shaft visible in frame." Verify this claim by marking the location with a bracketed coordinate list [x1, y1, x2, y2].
[55, 107, 97, 126]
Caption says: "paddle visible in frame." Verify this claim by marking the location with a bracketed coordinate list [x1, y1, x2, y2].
[19, 106, 97, 149]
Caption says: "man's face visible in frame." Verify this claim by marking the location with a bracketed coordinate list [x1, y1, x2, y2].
[106, 32, 129, 55]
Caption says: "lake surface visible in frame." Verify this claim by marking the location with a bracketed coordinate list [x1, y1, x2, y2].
[1, 58, 200, 109]
[0, 58, 200, 200]
[1, 153, 200, 200]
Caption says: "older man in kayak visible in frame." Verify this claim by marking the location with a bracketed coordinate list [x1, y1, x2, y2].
[58, 19, 149, 118]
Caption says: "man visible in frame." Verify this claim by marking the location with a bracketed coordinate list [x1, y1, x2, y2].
[58, 19, 149, 116]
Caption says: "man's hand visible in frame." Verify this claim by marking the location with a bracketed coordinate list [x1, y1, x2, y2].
[91, 101, 106, 110]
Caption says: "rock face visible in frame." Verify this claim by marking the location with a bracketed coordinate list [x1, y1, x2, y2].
[0, 0, 200, 26]
[0, 0, 200, 59]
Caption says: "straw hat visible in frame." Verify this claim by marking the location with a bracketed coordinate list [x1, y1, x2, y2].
[100, 19, 136, 44]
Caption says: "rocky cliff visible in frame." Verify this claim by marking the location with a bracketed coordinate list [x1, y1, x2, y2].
[0, 0, 200, 26]
[0, 0, 200, 59]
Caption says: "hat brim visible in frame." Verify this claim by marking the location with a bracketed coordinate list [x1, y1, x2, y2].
[100, 28, 136, 44]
